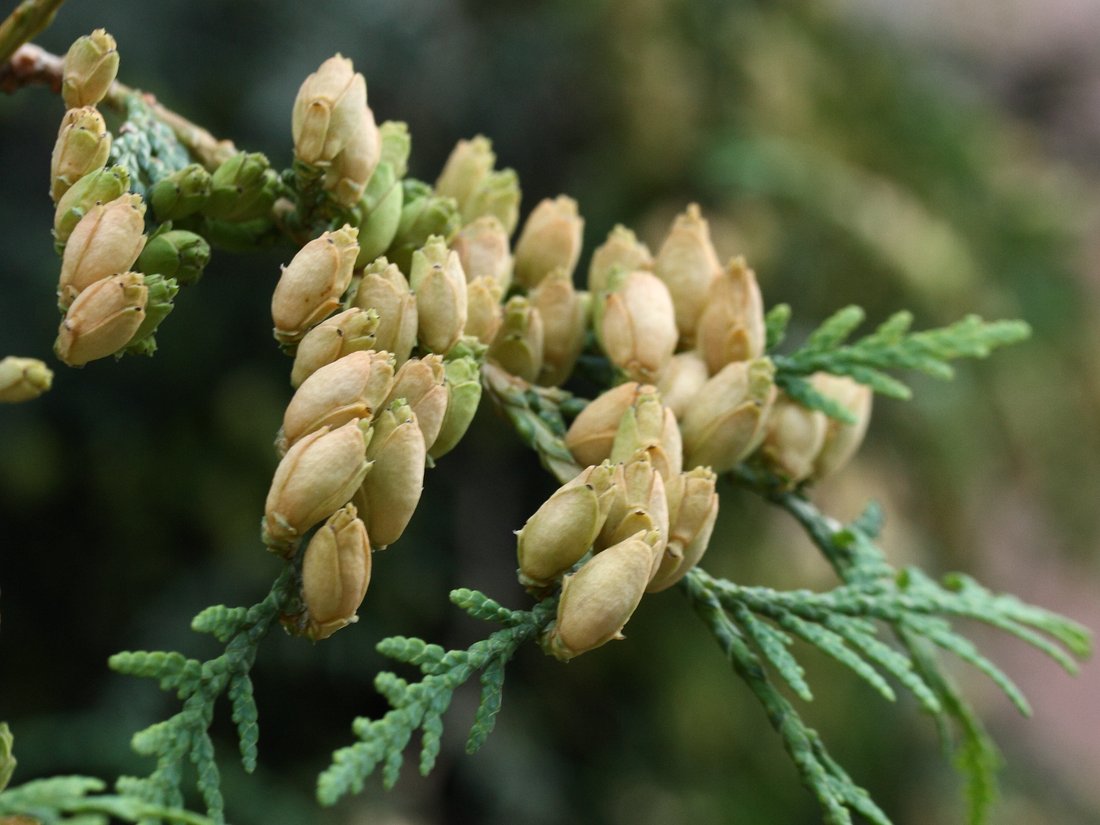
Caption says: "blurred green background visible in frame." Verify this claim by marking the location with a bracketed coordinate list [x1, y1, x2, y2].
[1, 0, 1098, 823]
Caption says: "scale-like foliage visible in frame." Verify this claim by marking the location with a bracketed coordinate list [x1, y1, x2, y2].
[0, 775, 214, 825]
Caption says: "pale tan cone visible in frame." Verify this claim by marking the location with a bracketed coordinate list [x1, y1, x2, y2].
[324, 105, 382, 208]
[354, 401, 426, 548]
[462, 168, 521, 234]
[759, 393, 829, 484]
[487, 296, 544, 383]
[696, 256, 766, 374]
[464, 276, 504, 345]
[301, 504, 371, 640]
[0, 357, 53, 403]
[646, 467, 719, 592]
[530, 267, 586, 387]
[588, 224, 653, 295]
[564, 382, 659, 467]
[451, 215, 513, 293]
[657, 351, 709, 420]
[608, 392, 683, 482]
[383, 355, 448, 452]
[512, 196, 584, 290]
[50, 107, 110, 203]
[351, 258, 418, 366]
[281, 350, 396, 450]
[654, 204, 722, 348]
[596, 454, 670, 571]
[58, 194, 147, 308]
[289, 308, 380, 388]
[409, 239, 468, 354]
[54, 272, 147, 366]
[61, 29, 119, 109]
[598, 270, 677, 383]
[272, 226, 360, 346]
[292, 55, 368, 166]
[681, 358, 777, 473]
[809, 373, 873, 481]
[546, 530, 660, 662]
[435, 136, 495, 215]
[516, 462, 616, 588]
[262, 419, 371, 555]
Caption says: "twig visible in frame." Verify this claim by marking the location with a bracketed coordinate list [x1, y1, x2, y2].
[0, 0, 65, 64]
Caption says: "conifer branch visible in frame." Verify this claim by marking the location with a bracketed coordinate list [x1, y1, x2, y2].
[0, 0, 65, 65]
[0, 775, 214, 825]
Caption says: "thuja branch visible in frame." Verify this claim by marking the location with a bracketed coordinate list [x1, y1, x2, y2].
[108, 566, 297, 824]
[0, 775, 215, 825]
[317, 589, 559, 805]
[0, 0, 65, 64]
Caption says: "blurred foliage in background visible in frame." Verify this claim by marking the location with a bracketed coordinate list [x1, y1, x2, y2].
[1, 0, 1097, 822]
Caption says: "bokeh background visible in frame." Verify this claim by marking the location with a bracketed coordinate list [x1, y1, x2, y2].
[2, 1, 1099, 823]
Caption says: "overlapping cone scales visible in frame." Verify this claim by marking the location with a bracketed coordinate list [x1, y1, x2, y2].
[355, 401, 426, 548]
[597, 455, 670, 565]
[462, 169, 521, 234]
[657, 351, 709, 420]
[487, 296, 544, 383]
[513, 196, 583, 289]
[324, 105, 382, 207]
[565, 382, 657, 468]
[681, 358, 777, 473]
[54, 272, 147, 366]
[353, 161, 403, 266]
[290, 308, 380, 387]
[696, 256, 766, 374]
[54, 165, 130, 245]
[272, 226, 359, 345]
[647, 467, 718, 593]
[62, 29, 119, 109]
[530, 268, 586, 387]
[810, 373, 873, 481]
[429, 357, 482, 460]
[435, 136, 495, 215]
[597, 270, 677, 382]
[58, 194, 147, 308]
[0, 357, 54, 403]
[301, 505, 371, 640]
[292, 55, 368, 166]
[263, 419, 371, 554]
[452, 216, 513, 293]
[654, 204, 722, 347]
[464, 276, 504, 345]
[410, 238, 468, 354]
[588, 225, 653, 295]
[384, 355, 448, 452]
[51, 107, 111, 203]
[351, 259, 417, 366]
[608, 392, 682, 482]
[760, 393, 828, 484]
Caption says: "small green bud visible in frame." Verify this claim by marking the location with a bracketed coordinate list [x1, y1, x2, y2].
[452, 215, 513, 293]
[123, 273, 179, 357]
[355, 400, 426, 548]
[50, 107, 111, 203]
[136, 230, 210, 286]
[290, 308, 380, 388]
[149, 163, 212, 222]
[301, 504, 371, 640]
[0, 357, 53, 404]
[410, 236, 468, 354]
[516, 461, 616, 589]
[696, 256, 766, 374]
[58, 193, 147, 308]
[203, 152, 277, 222]
[487, 296, 544, 383]
[54, 272, 147, 366]
[387, 181, 460, 273]
[463, 275, 504, 345]
[681, 358, 777, 473]
[379, 121, 411, 179]
[0, 722, 14, 792]
[647, 467, 719, 593]
[656, 351, 709, 420]
[383, 355, 449, 452]
[588, 225, 653, 295]
[810, 373, 873, 481]
[351, 259, 417, 365]
[513, 196, 584, 290]
[272, 225, 359, 347]
[530, 268, 586, 387]
[435, 136, 495, 214]
[324, 106, 381, 208]
[654, 204, 722, 348]
[595, 270, 678, 384]
[428, 356, 482, 459]
[353, 162, 404, 267]
[62, 29, 119, 108]
[262, 419, 372, 556]
[462, 168, 521, 235]
[292, 55, 368, 167]
[545, 530, 658, 661]
[53, 165, 130, 246]
[565, 382, 657, 468]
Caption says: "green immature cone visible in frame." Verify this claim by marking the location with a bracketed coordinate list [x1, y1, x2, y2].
[351, 259, 417, 365]
[379, 121, 411, 179]
[696, 256, 766, 374]
[435, 136, 495, 213]
[545, 530, 659, 662]
[487, 296, 544, 383]
[452, 215, 513, 293]
[383, 355, 448, 452]
[54, 272, 147, 367]
[353, 162, 404, 267]
[609, 391, 683, 481]
[462, 168, 521, 235]
[0, 357, 53, 404]
[565, 381, 657, 467]
[62, 29, 119, 108]
[0, 722, 14, 792]
[149, 163, 212, 222]
[290, 308, 380, 388]
[410, 237, 468, 354]
[123, 274, 179, 357]
[272, 225, 359, 347]
[292, 55, 368, 167]
[324, 105, 381, 208]
[50, 107, 111, 203]
[301, 504, 372, 641]
[281, 349, 396, 450]
[596, 270, 678, 383]
[597, 454, 670, 568]
[516, 461, 616, 589]
[53, 165, 130, 246]
[58, 193, 146, 309]
[387, 181, 460, 273]
[681, 358, 777, 473]
[530, 267, 586, 387]
[588, 225, 653, 295]
[355, 401, 426, 548]
[203, 152, 277, 222]
[654, 204, 722, 348]
[262, 419, 372, 556]
[513, 196, 584, 290]
[810, 373, 873, 481]
[463, 275, 504, 345]
[428, 356, 482, 459]
[657, 351, 709, 420]
[759, 392, 828, 485]
[646, 467, 719, 593]
[136, 230, 210, 286]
